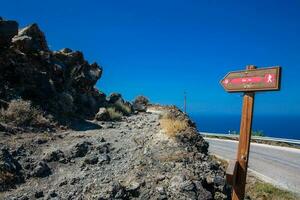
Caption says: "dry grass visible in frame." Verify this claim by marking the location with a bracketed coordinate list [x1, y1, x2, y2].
[0, 99, 50, 127]
[159, 114, 189, 137]
[211, 156, 299, 200]
[246, 174, 299, 200]
[107, 107, 123, 121]
[114, 101, 132, 115]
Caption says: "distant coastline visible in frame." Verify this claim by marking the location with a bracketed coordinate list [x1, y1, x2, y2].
[190, 114, 300, 140]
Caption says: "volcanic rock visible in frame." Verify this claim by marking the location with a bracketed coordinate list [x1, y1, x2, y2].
[31, 161, 51, 177]
[0, 18, 18, 47]
[12, 23, 49, 52]
[0, 147, 24, 191]
[95, 107, 110, 121]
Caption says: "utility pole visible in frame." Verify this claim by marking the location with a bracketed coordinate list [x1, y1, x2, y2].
[184, 91, 187, 114]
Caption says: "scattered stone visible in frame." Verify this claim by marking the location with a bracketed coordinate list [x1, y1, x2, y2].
[34, 191, 44, 198]
[84, 154, 99, 165]
[70, 177, 81, 185]
[206, 175, 214, 185]
[34, 138, 48, 145]
[214, 191, 227, 200]
[71, 141, 92, 158]
[169, 175, 186, 192]
[43, 149, 65, 162]
[96, 143, 110, 154]
[0, 147, 24, 191]
[156, 186, 165, 194]
[48, 190, 58, 197]
[19, 195, 29, 200]
[126, 181, 141, 192]
[59, 179, 68, 187]
[110, 182, 126, 199]
[99, 154, 110, 164]
[156, 174, 166, 182]
[11, 145, 26, 157]
[214, 175, 225, 186]
[180, 180, 195, 191]
[194, 181, 213, 200]
[31, 161, 51, 177]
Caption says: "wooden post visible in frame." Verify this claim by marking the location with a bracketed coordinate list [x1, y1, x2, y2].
[232, 65, 256, 200]
[220, 65, 281, 199]
[184, 91, 187, 114]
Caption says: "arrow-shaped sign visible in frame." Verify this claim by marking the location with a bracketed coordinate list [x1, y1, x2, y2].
[220, 67, 281, 92]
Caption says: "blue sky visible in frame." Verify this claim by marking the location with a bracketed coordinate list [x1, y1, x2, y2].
[2, 0, 300, 116]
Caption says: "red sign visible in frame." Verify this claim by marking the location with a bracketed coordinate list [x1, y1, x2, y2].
[221, 67, 281, 92]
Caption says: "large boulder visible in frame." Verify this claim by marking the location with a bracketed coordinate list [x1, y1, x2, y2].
[12, 23, 49, 52]
[31, 161, 52, 177]
[107, 93, 124, 104]
[0, 18, 18, 47]
[52, 49, 103, 91]
[95, 107, 110, 121]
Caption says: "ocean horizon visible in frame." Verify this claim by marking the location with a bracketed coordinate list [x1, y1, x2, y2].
[190, 114, 300, 140]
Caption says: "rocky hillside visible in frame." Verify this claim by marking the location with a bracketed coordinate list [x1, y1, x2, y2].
[1, 106, 229, 200]
[1, 18, 230, 200]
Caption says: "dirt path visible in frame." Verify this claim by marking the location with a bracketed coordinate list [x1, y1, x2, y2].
[1, 112, 229, 200]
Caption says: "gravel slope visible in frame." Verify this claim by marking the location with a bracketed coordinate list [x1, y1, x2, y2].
[1, 111, 229, 200]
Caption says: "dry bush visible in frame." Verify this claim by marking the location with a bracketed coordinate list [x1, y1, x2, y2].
[133, 95, 149, 105]
[0, 99, 50, 128]
[160, 114, 189, 137]
[114, 101, 132, 116]
[107, 107, 123, 121]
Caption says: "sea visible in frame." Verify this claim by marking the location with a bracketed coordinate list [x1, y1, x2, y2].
[190, 114, 300, 140]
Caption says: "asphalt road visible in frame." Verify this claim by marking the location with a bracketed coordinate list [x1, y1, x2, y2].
[205, 138, 300, 194]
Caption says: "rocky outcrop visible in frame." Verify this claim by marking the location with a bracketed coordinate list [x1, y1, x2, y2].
[0, 18, 106, 120]
[0, 17, 18, 47]
[95, 107, 110, 121]
[12, 23, 49, 52]
[107, 93, 124, 104]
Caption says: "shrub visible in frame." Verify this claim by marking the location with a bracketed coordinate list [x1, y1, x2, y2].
[252, 130, 265, 137]
[159, 114, 188, 137]
[133, 95, 149, 105]
[0, 99, 50, 128]
[114, 101, 132, 116]
[107, 107, 123, 121]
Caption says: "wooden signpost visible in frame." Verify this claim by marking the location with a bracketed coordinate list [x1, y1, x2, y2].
[220, 65, 281, 200]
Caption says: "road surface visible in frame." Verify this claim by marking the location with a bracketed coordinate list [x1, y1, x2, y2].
[205, 138, 300, 194]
